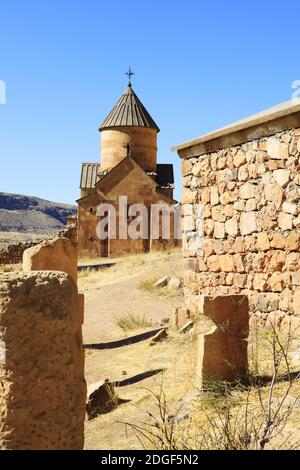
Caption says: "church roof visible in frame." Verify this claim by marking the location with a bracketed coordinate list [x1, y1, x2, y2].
[99, 84, 160, 132]
[80, 162, 173, 190]
[80, 163, 101, 189]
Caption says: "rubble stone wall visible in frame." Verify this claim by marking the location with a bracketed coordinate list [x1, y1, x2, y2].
[182, 127, 300, 328]
[0, 241, 39, 265]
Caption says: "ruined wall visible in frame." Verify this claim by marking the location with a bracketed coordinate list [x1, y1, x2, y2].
[0, 271, 86, 450]
[182, 128, 300, 328]
[23, 236, 78, 284]
[0, 241, 40, 266]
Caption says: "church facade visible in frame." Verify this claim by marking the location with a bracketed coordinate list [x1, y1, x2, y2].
[77, 80, 178, 258]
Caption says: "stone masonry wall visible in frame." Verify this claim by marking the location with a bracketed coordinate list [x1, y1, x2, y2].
[182, 127, 300, 329]
[0, 271, 86, 450]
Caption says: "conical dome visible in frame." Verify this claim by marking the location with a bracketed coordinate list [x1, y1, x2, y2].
[99, 84, 160, 132]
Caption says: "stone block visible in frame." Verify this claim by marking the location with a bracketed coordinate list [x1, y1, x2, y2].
[225, 217, 238, 236]
[273, 169, 290, 187]
[203, 295, 249, 338]
[173, 307, 191, 329]
[278, 212, 293, 230]
[240, 211, 257, 235]
[196, 295, 249, 386]
[267, 138, 289, 159]
[196, 328, 248, 385]
[23, 236, 78, 284]
[0, 271, 86, 450]
[214, 222, 225, 239]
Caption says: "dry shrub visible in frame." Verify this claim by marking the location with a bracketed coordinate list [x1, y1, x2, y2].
[115, 313, 153, 332]
[121, 323, 300, 450]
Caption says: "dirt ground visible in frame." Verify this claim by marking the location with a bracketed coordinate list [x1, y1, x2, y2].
[80, 250, 300, 450]
[78, 250, 200, 450]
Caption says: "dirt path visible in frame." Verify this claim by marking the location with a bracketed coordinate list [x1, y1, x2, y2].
[79, 251, 197, 450]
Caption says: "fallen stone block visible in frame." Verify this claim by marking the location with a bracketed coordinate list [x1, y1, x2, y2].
[179, 320, 194, 334]
[86, 380, 119, 420]
[168, 276, 182, 289]
[154, 276, 170, 288]
[173, 307, 191, 329]
[149, 328, 168, 346]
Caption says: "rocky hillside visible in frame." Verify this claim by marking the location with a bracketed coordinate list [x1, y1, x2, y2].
[0, 192, 76, 236]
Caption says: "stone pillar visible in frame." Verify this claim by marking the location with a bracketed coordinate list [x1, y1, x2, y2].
[196, 295, 249, 387]
[23, 236, 78, 284]
[0, 271, 86, 450]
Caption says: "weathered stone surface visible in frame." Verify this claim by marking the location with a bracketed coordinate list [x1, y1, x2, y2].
[273, 169, 290, 187]
[278, 212, 293, 230]
[173, 307, 191, 329]
[233, 150, 246, 168]
[264, 183, 284, 210]
[225, 217, 238, 236]
[270, 233, 285, 249]
[239, 182, 255, 199]
[196, 295, 249, 386]
[179, 320, 194, 334]
[0, 241, 39, 266]
[196, 328, 248, 385]
[154, 276, 170, 288]
[282, 201, 298, 216]
[0, 271, 86, 450]
[267, 138, 289, 159]
[219, 255, 235, 273]
[203, 295, 249, 338]
[210, 187, 219, 206]
[214, 222, 225, 239]
[256, 233, 270, 251]
[168, 276, 182, 289]
[240, 211, 257, 235]
[23, 236, 78, 284]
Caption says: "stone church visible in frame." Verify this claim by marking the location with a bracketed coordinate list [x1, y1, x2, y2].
[77, 79, 178, 258]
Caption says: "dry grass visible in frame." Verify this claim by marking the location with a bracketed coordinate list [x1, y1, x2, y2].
[115, 325, 300, 451]
[115, 313, 153, 332]
[0, 231, 50, 244]
[138, 277, 160, 292]
[137, 276, 183, 299]
[78, 249, 183, 292]
[0, 263, 22, 273]
[83, 249, 300, 450]
[84, 331, 197, 450]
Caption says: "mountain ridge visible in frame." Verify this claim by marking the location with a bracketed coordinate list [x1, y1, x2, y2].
[0, 192, 76, 236]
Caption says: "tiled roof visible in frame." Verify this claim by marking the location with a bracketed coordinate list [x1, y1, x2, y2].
[99, 84, 159, 132]
[80, 162, 174, 190]
[80, 163, 101, 189]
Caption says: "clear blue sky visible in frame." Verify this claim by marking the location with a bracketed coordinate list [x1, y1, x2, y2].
[0, 0, 299, 204]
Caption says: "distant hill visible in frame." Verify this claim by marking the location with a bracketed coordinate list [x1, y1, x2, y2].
[0, 192, 76, 239]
